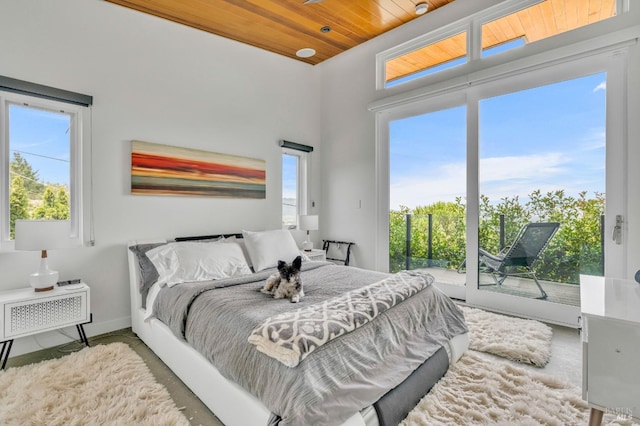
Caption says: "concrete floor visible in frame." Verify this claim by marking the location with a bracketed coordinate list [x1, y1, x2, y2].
[427, 267, 582, 306]
[5, 322, 583, 426]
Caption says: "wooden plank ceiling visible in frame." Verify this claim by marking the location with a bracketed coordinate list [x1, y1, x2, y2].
[104, 0, 454, 65]
[104, 0, 615, 83]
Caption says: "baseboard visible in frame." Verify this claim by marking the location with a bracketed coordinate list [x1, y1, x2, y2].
[7, 315, 131, 357]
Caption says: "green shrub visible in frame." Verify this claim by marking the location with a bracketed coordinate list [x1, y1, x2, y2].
[390, 190, 604, 284]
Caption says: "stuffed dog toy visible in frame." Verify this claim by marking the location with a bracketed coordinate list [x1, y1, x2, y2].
[261, 255, 304, 303]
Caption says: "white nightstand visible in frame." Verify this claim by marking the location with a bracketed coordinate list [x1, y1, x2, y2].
[580, 275, 640, 424]
[303, 249, 326, 262]
[0, 282, 91, 370]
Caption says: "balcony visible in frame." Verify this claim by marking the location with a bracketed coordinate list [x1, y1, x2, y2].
[391, 209, 604, 308]
[425, 266, 581, 307]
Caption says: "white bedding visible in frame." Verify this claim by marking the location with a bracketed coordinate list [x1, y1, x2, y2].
[129, 238, 469, 426]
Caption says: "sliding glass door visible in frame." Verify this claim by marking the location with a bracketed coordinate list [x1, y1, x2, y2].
[389, 105, 467, 298]
[477, 73, 606, 305]
[381, 52, 626, 326]
[465, 54, 626, 325]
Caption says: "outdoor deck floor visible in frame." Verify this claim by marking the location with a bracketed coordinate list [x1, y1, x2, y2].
[424, 267, 581, 306]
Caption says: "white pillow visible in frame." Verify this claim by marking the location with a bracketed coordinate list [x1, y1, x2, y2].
[145, 244, 179, 287]
[147, 240, 252, 287]
[242, 229, 301, 272]
[223, 236, 252, 268]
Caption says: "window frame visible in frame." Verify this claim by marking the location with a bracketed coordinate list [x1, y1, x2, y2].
[281, 147, 309, 230]
[376, 0, 628, 90]
[0, 91, 85, 249]
[377, 22, 471, 90]
[381, 27, 470, 88]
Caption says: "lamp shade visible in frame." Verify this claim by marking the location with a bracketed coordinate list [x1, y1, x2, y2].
[15, 220, 70, 251]
[298, 215, 319, 231]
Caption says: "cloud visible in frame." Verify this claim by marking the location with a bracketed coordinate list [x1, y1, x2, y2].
[390, 168, 465, 209]
[390, 152, 569, 209]
[581, 128, 606, 151]
[593, 81, 606, 92]
[480, 153, 565, 182]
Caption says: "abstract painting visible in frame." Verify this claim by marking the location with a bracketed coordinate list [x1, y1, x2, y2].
[131, 140, 266, 198]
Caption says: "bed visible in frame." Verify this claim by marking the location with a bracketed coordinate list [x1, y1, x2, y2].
[127, 230, 469, 426]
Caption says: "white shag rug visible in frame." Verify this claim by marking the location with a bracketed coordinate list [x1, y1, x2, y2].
[461, 305, 553, 367]
[0, 342, 189, 426]
[401, 351, 635, 426]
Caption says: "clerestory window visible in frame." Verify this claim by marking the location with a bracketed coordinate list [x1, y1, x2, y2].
[380, 0, 621, 89]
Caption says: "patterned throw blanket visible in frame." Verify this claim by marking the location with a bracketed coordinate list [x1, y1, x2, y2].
[248, 270, 434, 368]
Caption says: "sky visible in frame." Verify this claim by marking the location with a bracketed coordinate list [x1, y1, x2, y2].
[390, 72, 607, 211]
[282, 153, 298, 224]
[9, 105, 71, 186]
[282, 153, 297, 200]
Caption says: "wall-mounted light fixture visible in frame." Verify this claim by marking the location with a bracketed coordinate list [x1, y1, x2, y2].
[279, 140, 314, 152]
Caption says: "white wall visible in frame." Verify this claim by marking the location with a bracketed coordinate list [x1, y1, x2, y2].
[317, 0, 640, 278]
[316, 1, 502, 270]
[0, 0, 321, 355]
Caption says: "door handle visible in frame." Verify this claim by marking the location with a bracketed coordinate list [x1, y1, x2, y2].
[612, 214, 623, 245]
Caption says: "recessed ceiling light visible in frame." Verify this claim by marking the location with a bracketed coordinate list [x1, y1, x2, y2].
[303, 0, 324, 4]
[296, 48, 316, 58]
[320, 26, 331, 33]
[415, 3, 428, 15]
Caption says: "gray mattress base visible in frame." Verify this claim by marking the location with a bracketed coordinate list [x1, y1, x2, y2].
[374, 345, 449, 426]
[267, 345, 449, 426]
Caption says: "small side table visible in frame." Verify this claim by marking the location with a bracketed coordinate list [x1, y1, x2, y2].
[304, 249, 327, 262]
[0, 282, 91, 370]
[580, 275, 640, 424]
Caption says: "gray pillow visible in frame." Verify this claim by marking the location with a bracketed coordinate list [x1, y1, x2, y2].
[128, 242, 166, 308]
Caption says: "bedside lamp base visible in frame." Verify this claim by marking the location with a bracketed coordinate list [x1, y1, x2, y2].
[29, 254, 58, 292]
[303, 240, 313, 252]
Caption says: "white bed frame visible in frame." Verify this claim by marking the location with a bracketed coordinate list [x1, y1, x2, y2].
[128, 238, 468, 426]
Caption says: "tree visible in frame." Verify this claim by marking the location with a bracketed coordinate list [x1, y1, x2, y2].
[32, 186, 69, 220]
[389, 199, 466, 272]
[413, 199, 466, 269]
[10, 152, 44, 199]
[55, 187, 70, 220]
[9, 176, 30, 239]
[389, 206, 411, 272]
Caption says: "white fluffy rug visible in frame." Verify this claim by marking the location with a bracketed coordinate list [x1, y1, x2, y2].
[461, 306, 553, 367]
[401, 351, 592, 426]
[0, 343, 189, 426]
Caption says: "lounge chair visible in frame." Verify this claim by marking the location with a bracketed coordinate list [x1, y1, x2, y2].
[478, 222, 560, 299]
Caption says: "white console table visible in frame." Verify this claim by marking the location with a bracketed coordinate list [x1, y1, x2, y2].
[580, 275, 640, 425]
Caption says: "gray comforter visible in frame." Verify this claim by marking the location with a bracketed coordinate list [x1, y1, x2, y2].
[154, 262, 468, 426]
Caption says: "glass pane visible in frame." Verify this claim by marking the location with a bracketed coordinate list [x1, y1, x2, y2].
[482, 0, 616, 58]
[282, 153, 298, 228]
[389, 106, 467, 288]
[478, 73, 606, 306]
[9, 104, 71, 239]
[385, 32, 467, 87]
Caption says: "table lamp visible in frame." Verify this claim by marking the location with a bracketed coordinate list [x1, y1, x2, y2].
[299, 215, 318, 251]
[15, 220, 70, 292]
